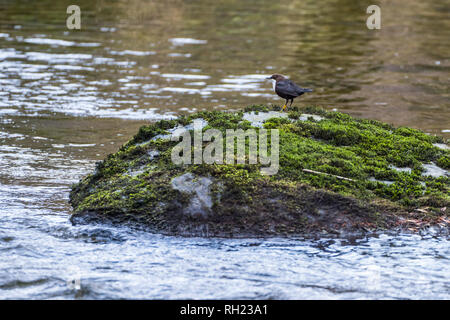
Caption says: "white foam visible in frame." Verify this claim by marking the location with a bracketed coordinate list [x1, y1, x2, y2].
[53, 65, 95, 71]
[109, 50, 156, 56]
[169, 38, 207, 46]
[162, 73, 210, 80]
[26, 52, 92, 62]
[23, 37, 100, 47]
[167, 53, 192, 58]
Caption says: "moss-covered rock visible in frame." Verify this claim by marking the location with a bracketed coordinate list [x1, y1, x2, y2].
[69, 105, 449, 237]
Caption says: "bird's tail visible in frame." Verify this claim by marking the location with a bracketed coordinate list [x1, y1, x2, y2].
[301, 88, 313, 93]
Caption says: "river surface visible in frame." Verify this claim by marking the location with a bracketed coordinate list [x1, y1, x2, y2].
[0, 0, 449, 299]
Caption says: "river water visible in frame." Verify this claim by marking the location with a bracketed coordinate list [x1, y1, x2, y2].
[0, 0, 449, 299]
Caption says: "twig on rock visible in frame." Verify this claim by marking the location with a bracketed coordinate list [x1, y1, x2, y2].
[302, 168, 355, 182]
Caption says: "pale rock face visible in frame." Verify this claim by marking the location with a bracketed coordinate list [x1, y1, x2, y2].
[422, 163, 449, 178]
[433, 143, 449, 150]
[242, 111, 288, 128]
[298, 114, 324, 121]
[127, 150, 160, 177]
[241, 111, 323, 128]
[137, 119, 209, 145]
[171, 173, 214, 218]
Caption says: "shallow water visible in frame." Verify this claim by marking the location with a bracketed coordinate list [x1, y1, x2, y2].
[0, 0, 449, 299]
[2, 199, 450, 299]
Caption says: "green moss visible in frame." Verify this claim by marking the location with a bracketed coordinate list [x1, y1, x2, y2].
[437, 154, 450, 170]
[128, 119, 178, 145]
[70, 105, 449, 236]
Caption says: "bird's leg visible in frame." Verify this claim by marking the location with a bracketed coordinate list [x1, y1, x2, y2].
[282, 99, 288, 111]
[289, 99, 293, 108]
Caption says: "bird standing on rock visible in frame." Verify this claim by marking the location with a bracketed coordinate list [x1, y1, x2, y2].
[267, 74, 313, 111]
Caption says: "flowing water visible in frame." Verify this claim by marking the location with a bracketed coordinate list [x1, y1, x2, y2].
[0, 0, 449, 299]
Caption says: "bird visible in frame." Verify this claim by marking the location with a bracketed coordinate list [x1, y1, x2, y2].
[267, 74, 313, 111]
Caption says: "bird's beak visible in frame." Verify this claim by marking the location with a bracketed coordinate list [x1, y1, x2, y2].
[266, 77, 272, 80]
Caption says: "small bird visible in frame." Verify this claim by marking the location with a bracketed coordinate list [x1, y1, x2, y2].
[267, 74, 313, 111]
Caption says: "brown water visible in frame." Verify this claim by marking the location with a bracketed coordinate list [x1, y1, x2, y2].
[1, 0, 449, 139]
[0, 0, 449, 299]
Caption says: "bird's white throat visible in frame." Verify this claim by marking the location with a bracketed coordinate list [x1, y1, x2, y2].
[271, 79, 276, 91]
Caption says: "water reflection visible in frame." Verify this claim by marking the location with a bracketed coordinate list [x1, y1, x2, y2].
[0, 0, 448, 135]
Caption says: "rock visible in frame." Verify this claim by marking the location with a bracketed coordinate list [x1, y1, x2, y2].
[69, 105, 450, 237]
[422, 163, 449, 178]
[171, 173, 214, 218]
[242, 111, 288, 127]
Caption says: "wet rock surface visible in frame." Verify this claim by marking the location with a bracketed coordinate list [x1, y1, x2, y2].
[171, 173, 214, 218]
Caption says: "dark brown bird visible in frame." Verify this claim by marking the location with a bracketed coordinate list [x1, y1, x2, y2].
[267, 74, 312, 111]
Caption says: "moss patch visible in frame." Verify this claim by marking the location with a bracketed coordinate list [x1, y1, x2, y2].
[70, 105, 449, 237]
